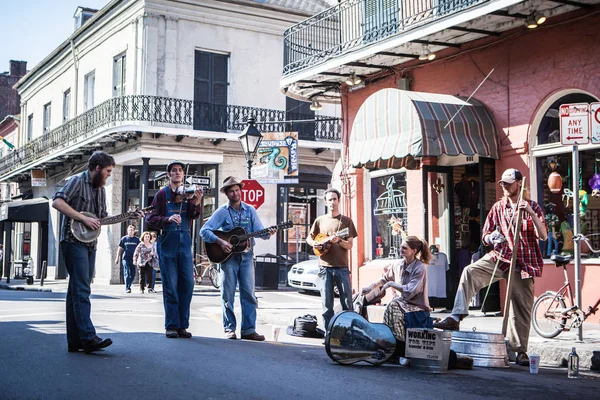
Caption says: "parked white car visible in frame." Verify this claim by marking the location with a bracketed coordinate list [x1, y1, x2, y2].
[287, 256, 321, 292]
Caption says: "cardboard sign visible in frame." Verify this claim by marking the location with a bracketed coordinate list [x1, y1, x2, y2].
[405, 329, 444, 361]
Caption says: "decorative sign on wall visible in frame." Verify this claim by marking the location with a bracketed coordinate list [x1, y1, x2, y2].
[252, 132, 299, 184]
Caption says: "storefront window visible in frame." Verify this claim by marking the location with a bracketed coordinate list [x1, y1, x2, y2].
[534, 93, 600, 258]
[371, 173, 407, 259]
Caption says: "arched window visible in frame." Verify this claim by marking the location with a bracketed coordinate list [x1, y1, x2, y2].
[531, 92, 600, 258]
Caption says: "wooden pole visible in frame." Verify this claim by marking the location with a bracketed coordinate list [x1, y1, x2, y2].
[501, 178, 526, 337]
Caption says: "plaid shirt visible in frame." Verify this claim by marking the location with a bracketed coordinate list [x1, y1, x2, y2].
[53, 170, 107, 248]
[482, 198, 546, 278]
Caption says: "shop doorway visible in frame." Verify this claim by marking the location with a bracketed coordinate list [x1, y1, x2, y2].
[423, 159, 500, 312]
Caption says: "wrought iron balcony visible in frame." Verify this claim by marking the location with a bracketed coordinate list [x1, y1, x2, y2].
[0, 95, 341, 178]
[283, 0, 488, 76]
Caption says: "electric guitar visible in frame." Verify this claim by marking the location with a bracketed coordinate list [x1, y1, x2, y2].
[312, 228, 349, 257]
[205, 221, 293, 264]
[70, 206, 154, 243]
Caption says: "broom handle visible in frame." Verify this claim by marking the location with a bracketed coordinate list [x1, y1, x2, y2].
[501, 178, 526, 336]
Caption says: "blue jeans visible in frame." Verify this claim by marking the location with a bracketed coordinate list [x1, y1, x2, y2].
[158, 230, 194, 330]
[318, 267, 353, 332]
[61, 241, 97, 344]
[122, 258, 136, 290]
[220, 252, 257, 335]
[151, 269, 156, 289]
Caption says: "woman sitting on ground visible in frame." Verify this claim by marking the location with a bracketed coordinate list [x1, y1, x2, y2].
[360, 236, 432, 354]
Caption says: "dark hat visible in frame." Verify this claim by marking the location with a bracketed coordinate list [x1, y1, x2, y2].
[166, 160, 185, 172]
[498, 168, 523, 184]
[220, 176, 244, 194]
[286, 315, 325, 338]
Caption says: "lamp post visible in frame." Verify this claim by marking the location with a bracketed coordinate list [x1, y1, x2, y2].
[238, 117, 263, 179]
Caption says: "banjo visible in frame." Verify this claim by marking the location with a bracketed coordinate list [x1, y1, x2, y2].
[70, 206, 154, 243]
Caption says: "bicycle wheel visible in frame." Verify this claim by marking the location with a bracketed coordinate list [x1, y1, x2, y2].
[209, 265, 220, 289]
[532, 292, 567, 338]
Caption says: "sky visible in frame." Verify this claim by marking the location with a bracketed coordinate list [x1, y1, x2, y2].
[1, 0, 111, 73]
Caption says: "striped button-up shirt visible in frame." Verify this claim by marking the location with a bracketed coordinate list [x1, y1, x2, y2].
[53, 170, 107, 247]
[483, 197, 546, 278]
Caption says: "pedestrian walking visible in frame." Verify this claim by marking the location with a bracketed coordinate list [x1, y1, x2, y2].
[115, 225, 140, 293]
[133, 231, 157, 294]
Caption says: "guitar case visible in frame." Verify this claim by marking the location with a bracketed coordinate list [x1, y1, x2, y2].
[325, 311, 396, 366]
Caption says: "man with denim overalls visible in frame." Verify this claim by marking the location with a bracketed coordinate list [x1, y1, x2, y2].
[146, 160, 203, 339]
[200, 176, 276, 341]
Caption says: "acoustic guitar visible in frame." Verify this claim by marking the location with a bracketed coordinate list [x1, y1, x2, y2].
[205, 221, 293, 264]
[312, 227, 349, 257]
[70, 206, 154, 243]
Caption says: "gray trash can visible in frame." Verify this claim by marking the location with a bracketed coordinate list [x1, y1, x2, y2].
[255, 253, 279, 290]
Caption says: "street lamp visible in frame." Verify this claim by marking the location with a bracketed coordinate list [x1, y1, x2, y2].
[238, 117, 263, 179]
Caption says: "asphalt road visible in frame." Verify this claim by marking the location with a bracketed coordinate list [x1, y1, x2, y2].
[0, 286, 598, 400]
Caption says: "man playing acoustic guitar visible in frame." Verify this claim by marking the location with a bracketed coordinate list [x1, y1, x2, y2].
[307, 188, 357, 333]
[200, 176, 276, 341]
[52, 151, 144, 354]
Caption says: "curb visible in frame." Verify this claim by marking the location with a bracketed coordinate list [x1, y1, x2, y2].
[0, 283, 52, 292]
[528, 342, 596, 370]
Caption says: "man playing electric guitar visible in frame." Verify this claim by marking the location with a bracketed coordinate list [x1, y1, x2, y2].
[52, 151, 144, 354]
[306, 188, 358, 334]
[200, 176, 276, 341]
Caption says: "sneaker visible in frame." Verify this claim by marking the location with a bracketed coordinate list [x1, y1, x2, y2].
[225, 331, 237, 340]
[241, 332, 265, 341]
[165, 330, 179, 339]
[147, 288, 156, 293]
[126, 288, 131, 293]
[177, 329, 192, 339]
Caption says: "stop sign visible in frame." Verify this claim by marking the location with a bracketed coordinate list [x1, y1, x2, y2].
[241, 179, 265, 209]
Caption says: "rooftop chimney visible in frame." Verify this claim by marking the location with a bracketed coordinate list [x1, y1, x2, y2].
[9, 60, 27, 77]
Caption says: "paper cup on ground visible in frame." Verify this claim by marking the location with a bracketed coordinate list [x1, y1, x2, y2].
[529, 354, 540, 374]
[272, 326, 281, 342]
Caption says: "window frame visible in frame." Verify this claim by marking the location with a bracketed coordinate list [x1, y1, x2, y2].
[43, 102, 52, 135]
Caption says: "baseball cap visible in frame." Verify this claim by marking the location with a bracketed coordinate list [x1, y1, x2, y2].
[498, 168, 523, 184]
[166, 160, 185, 172]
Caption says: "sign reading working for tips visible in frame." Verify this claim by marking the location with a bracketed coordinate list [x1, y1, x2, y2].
[405, 329, 443, 360]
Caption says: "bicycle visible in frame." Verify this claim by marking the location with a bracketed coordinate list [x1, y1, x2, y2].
[194, 254, 220, 289]
[531, 234, 600, 338]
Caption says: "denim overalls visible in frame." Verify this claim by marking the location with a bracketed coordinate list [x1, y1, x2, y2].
[158, 187, 195, 330]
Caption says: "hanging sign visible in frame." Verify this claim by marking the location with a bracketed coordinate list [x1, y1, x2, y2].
[251, 132, 299, 184]
[31, 169, 47, 187]
[591, 102, 600, 144]
[560, 103, 590, 146]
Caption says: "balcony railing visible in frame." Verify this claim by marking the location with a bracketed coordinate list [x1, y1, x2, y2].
[283, 0, 487, 76]
[0, 95, 341, 178]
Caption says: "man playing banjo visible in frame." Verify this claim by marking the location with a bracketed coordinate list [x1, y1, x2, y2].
[52, 151, 143, 354]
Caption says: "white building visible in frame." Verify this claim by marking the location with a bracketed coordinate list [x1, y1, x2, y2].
[0, 0, 341, 284]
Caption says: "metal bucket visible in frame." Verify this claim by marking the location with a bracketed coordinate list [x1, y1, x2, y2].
[450, 331, 509, 368]
[409, 331, 452, 373]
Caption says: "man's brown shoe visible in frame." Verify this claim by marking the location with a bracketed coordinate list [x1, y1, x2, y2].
[165, 330, 179, 338]
[515, 352, 530, 366]
[432, 317, 460, 331]
[241, 332, 265, 341]
[177, 329, 192, 338]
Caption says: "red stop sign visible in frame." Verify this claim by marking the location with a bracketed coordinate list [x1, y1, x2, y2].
[241, 179, 265, 209]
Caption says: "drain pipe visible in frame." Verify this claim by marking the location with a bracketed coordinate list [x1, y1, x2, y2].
[69, 39, 79, 116]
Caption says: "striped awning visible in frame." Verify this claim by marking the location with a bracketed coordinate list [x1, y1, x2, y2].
[349, 89, 500, 170]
